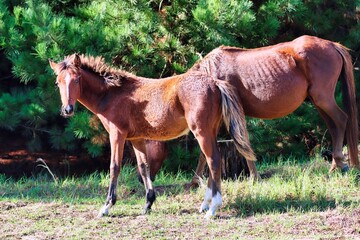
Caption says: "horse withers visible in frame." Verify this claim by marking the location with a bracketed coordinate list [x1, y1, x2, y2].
[49, 54, 254, 218]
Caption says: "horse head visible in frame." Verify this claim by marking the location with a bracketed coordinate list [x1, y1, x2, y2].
[49, 54, 82, 117]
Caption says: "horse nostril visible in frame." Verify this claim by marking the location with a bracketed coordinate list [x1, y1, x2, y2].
[65, 105, 74, 114]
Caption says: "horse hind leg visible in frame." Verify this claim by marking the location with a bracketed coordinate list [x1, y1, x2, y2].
[139, 162, 156, 214]
[132, 140, 156, 214]
[195, 134, 222, 218]
[312, 98, 349, 172]
[246, 160, 259, 179]
[199, 173, 212, 212]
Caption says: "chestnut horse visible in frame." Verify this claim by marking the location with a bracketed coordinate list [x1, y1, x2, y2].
[146, 35, 359, 185]
[49, 54, 254, 218]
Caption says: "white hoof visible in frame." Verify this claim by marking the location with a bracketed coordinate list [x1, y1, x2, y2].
[97, 204, 111, 218]
[203, 191, 222, 219]
[204, 209, 215, 219]
[199, 187, 212, 213]
[199, 202, 209, 213]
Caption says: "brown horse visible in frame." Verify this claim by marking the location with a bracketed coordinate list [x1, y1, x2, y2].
[49, 54, 254, 218]
[146, 35, 359, 184]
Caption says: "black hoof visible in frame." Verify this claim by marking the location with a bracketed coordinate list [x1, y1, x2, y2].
[341, 165, 349, 174]
[141, 190, 156, 214]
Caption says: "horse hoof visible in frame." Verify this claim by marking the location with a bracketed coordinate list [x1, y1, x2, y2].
[341, 165, 349, 174]
[204, 210, 215, 219]
[97, 206, 109, 217]
[97, 212, 106, 218]
[199, 204, 209, 213]
[142, 207, 152, 215]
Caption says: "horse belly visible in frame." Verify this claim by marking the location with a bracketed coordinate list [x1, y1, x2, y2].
[145, 120, 190, 140]
[143, 106, 190, 140]
[241, 73, 308, 119]
[231, 51, 309, 119]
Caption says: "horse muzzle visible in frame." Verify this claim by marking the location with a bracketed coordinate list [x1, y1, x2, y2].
[61, 104, 74, 117]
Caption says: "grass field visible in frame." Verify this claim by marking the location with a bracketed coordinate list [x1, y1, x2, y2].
[0, 157, 359, 239]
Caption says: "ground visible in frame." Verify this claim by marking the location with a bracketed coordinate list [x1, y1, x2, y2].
[0, 199, 359, 239]
[0, 135, 359, 239]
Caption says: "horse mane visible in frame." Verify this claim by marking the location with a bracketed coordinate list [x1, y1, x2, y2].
[62, 54, 135, 87]
[219, 45, 247, 52]
[190, 47, 224, 74]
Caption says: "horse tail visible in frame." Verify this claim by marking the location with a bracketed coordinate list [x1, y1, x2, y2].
[334, 43, 359, 167]
[215, 80, 256, 161]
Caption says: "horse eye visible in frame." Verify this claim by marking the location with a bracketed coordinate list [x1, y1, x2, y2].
[75, 78, 79, 84]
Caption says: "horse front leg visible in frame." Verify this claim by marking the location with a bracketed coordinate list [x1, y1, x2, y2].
[98, 129, 125, 217]
[132, 140, 156, 214]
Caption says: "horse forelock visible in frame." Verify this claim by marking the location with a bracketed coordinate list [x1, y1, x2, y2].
[62, 54, 133, 87]
[56, 59, 72, 73]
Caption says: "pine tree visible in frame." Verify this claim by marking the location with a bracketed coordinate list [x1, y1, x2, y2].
[0, 0, 358, 163]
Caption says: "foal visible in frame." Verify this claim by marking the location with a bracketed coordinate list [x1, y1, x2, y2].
[49, 54, 254, 218]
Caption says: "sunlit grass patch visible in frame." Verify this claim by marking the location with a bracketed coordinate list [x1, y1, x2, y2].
[222, 157, 359, 216]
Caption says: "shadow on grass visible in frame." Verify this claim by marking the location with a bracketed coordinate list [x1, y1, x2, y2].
[0, 173, 191, 204]
[154, 184, 185, 196]
[227, 197, 348, 218]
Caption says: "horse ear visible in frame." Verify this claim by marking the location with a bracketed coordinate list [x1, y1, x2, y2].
[73, 54, 81, 68]
[49, 59, 60, 75]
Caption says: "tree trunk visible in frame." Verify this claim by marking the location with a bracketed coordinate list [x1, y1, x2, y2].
[219, 140, 250, 180]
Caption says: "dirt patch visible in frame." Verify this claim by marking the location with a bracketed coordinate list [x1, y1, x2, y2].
[0, 132, 112, 177]
[0, 148, 111, 177]
[0, 201, 359, 239]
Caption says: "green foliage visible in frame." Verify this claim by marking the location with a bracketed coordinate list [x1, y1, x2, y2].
[192, 0, 256, 49]
[248, 102, 325, 160]
[0, 0, 359, 167]
[163, 139, 200, 173]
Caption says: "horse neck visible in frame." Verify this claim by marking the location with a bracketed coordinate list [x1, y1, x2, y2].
[78, 70, 108, 113]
